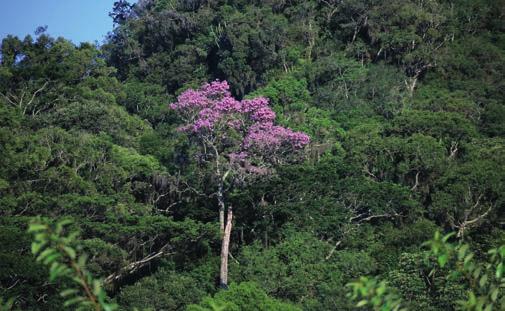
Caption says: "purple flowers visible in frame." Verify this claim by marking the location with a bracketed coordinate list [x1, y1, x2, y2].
[251, 107, 276, 123]
[243, 123, 310, 152]
[241, 97, 269, 113]
[170, 80, 310, 170]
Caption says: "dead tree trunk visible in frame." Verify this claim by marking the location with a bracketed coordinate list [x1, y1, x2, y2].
[219, 205, 233, 288]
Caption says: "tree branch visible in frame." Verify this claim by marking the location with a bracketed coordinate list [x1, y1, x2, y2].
[104, 243, 173, 286]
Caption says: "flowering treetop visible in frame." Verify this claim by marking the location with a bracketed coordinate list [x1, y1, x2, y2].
[170, 80, 310, 287]
[170, 80, 310, 175]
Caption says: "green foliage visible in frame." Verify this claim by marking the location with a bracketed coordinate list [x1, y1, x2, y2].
[248, 74, 344, 143]
[2, 0, 505, 309]
[391, 110, 478, 142]
[232, 231, 376, 310]
[350, 233, 505, 311]
[0, 298, 14, 311]
[347, 276, 406, 311]
[187, 282, 301, 311]
[308, 53, 368, 110]
[118, 269, 207, 311]
[111, 145, 161, 177]
[81, 239, 128, 276]
[482, 103, 505, 137]
[120, 80, 172, 125]
[248, 74, 310, 111]
[28, 219, 117, 310]
[425, 232, 505, 310]
[384, 251, 465, 310]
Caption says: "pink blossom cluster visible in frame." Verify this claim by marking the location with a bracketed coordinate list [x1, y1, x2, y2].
[169, 89, 209, 110]
[244, 123, 311, 151]
[170, 80, 310, 164]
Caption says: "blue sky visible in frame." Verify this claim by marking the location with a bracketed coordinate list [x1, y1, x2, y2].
[0, 1, 119, 44]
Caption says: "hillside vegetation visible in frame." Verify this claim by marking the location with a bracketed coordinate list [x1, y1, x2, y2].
[1, 0, 505, 310]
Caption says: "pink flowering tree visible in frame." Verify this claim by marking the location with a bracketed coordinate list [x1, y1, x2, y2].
[170, 80, 310, 288]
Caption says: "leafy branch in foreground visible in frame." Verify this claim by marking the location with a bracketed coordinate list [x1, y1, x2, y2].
[348, 232, 505, 311]
[347, 276, 406, 311]
[425, 232, 505, 310]
[0, 298, 14, 311]
[28, 219, 117, 311]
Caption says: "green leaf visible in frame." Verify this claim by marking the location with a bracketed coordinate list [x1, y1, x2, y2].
[377, 285, 386, 296]
[472, 267, 482, 280]
[78, 254, 88, 266]
[43, 253, 62, 265]
[442, 232, 455, 242]
[31, 241, 46, 255]
[55, 219, 74, 235]
[496, 263, 503, 279]
[36, 248, 55, 262]
[68, 231, 80, 241]
[34, 233, 46, 242]
[92, 280, 102, 295]
[60, 289, 79, 298]
[479, 274, 488, 288]
[58, 219, 73, 227]
[438, 254, 448, 267]
[50, 262, 70, 281]
[72, 276, 86, 287]
[491, 288, 499, 302]
[63, 296, 86, 307]
[49, 262, 61, 281]
[464, 253, 475, 266]
[468, 292, 477, 306]
[28, 223, 48, 233]
[62, 246, 76, 259]
[499, 246, 505, 257]
[103, 303, 118, 311]
[458, 244, 469, 261]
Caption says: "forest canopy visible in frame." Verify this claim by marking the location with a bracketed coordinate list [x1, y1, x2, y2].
[1, 0, 505, 310]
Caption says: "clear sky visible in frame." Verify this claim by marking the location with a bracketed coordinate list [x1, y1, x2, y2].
[0, 0, 119, 44]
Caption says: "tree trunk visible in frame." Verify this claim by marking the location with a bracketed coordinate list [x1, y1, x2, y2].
[217, 180, 225, 233]
[219, 205, 233, 288]
[406, 76, 418, 98]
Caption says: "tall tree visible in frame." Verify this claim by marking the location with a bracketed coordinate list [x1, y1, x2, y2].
[169, 80, 309, 287]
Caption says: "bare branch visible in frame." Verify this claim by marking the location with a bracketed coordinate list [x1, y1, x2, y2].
[411, 171, 420, 191]
[456, 205, 492, 238]
[324, 240, 342, 261]
[104, 243, 173, 286]
[0, 91, 17, 106]
[1, 81, 49, 114]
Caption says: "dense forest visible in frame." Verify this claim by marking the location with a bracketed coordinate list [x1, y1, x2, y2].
[1, 0, 505, 310]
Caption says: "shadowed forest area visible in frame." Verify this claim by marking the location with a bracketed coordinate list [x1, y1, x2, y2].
[1, 0, 505, 310]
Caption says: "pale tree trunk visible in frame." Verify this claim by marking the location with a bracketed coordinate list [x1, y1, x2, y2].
[219, 205, 233, 288]
[217, 179, 225, 233]
[406, 75, 418, 98]
[212, 144, 225, 234]
[210, 144, 232, 288]
[306, 21, 316, 60]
